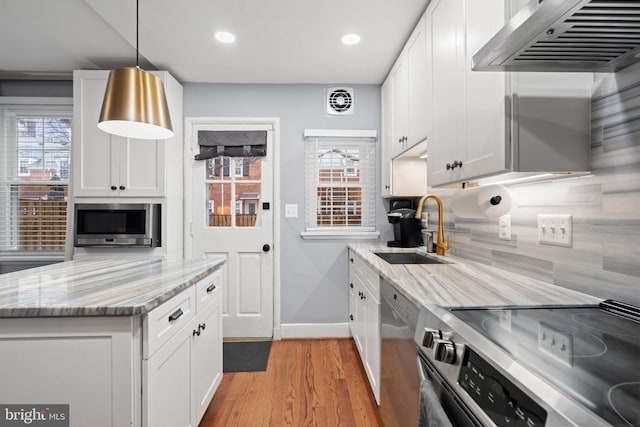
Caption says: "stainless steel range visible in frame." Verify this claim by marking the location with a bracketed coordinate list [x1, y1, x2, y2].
[415, 300, 640, 426]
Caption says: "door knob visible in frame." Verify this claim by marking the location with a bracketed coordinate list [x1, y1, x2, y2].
[262, 244, 271, 252]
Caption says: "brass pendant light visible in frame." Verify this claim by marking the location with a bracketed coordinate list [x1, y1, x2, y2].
[98, 0, 173, 140]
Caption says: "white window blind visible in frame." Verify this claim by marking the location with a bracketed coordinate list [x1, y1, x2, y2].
[303, 130, 378, 239]
[0, 104, 72, 256]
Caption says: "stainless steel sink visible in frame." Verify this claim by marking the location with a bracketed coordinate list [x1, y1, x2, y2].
[373, 252, 452, 265]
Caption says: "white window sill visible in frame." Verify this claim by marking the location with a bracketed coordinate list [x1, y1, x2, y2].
[300, 230, 380, 240]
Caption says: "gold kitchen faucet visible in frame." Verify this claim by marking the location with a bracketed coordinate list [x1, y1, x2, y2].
[415, 194, 450, 256]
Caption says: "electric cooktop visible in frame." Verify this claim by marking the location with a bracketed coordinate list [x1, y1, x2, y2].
[451, 300, 640, 427]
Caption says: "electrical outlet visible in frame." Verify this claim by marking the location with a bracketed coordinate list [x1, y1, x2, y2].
[538, 322, 573, 366]
[498, 215, 511, 241]
[537, 214, 573, 247]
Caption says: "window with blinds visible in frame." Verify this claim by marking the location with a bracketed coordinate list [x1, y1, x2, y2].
[0, 105, 72, 256]
[303, 131, 377, 237]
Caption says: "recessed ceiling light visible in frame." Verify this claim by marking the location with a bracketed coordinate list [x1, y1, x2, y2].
[214, 31, 236, 44]
[341, 33, 361, 46]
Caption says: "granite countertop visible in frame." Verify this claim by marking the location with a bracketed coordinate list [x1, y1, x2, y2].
[348, 243, 600, 309]
[0, 258, 225, 317]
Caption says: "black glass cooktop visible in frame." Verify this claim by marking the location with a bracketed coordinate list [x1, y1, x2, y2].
[451, 300, 640, 427]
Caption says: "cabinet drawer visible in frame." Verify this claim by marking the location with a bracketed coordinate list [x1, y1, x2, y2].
[196, 269, 223, 312]
[144, 287, 196, 359]
[350, 253, 379, 299]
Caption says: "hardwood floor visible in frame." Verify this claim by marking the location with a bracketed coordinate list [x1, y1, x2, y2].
[199, 338, 382, 427]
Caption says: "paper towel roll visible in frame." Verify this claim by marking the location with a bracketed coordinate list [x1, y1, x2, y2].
[450, 185, 512, 218]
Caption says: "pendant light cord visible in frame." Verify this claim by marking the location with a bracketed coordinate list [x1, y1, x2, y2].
[136, 0, 139, 68]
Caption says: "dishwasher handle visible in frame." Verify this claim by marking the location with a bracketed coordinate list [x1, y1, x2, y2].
[417, 355, 428, 383]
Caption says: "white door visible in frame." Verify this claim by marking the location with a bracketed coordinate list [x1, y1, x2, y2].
[188, 120, 275, 339]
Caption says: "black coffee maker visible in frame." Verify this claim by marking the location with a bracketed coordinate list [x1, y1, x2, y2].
[387, 208, 422, 247]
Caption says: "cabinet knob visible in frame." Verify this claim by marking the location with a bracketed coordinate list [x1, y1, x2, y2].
[119, 185, 126, 191]
[198, 323, 206, 331]
[111, 186, 117, 191]
[360, 294, 366, 300]
[446, 163, 452, 171]
[385, 185, 390, 190]
[349, 283, 354, 289]
[192, 328, 201, 337]
[453, 160, 463, 168]
[349, 314, 354, 321]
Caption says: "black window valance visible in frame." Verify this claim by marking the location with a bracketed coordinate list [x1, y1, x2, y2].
[195, 130, 267, 160]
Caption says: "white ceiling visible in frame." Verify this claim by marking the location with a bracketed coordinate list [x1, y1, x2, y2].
[0, 0, 430, 84]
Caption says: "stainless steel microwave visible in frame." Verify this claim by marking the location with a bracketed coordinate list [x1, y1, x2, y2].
[74, 203, 161, 247]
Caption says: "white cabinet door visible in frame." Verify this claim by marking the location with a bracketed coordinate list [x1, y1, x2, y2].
[462, 0, 507, 180]
[192, 294, 223, 425]
[390, 57, 409, 158]
[407, 13, 430, 146]
[72, 70, 165, 198]
[427, 0, 466, 187]
[363, 285, 380, 403]
[144, 319, 194, 427]
[380, 78, 393, 197]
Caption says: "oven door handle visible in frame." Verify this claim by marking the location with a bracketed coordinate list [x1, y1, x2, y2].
[417, 355, 428, 383]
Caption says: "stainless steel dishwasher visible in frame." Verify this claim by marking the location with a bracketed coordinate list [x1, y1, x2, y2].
[379, 279, 421, 427]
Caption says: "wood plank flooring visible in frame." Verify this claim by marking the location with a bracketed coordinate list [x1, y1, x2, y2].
[199, 338, 382, 427]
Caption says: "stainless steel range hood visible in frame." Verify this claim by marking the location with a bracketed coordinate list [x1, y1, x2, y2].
[472, 0, 640, 72]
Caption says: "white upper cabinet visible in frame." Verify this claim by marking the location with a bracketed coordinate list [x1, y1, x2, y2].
[381, 77, 393, 197]
[427, 0, 592, 187]
[72, 70, 181, 198]
[389, 13, 430, 158]
[427, 0, 466, 186]
[381, 11, 430, 197]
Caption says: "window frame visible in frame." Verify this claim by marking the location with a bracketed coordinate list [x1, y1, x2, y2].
[0, 97, 73, 262]
[301, 129, 379, 240]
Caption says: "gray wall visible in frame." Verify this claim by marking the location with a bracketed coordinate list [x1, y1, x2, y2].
[0, 80, 73, 97]
[184, 84, 389, 324]
[429, 63, 640, 307]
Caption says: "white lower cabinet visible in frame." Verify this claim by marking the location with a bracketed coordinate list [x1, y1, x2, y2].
[348, 250, 381, 403]
[145, 320, 193, 427]
[192, 297, 223, 423]
[144, 272, 223, 427]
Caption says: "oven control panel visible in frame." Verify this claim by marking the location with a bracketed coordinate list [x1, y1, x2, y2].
[459, 349, 547, 427]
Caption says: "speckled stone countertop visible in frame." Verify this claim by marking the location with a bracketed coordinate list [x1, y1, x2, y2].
[348, 243, 600, 309]
[0, 258, 225, 317]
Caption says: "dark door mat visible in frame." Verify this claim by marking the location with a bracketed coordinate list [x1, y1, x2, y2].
[223, 340, 272, 373]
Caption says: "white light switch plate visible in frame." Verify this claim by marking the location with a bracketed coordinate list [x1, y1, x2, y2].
[285, 204, 298, 218]
[538, 214, 573, 247]
[498, 214, 511, 241]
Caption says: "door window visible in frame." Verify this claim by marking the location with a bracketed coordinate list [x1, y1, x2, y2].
[205, 156, 262, 228]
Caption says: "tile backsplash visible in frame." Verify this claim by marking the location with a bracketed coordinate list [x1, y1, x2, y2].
[431, 64, 640, 306]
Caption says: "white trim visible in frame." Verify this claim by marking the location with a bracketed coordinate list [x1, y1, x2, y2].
[300, 230, 380, 240]
[183, 116, 281, 340]
[280, 322, 351, 339]
[303, 129, 377, 139]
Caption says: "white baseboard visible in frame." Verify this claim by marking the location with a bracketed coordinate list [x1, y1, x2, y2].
[280, 322, 351, 339]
